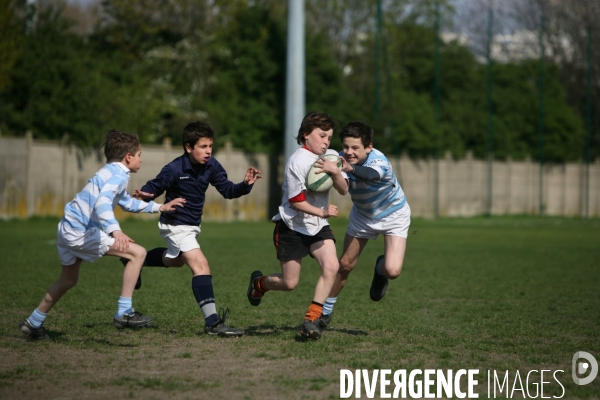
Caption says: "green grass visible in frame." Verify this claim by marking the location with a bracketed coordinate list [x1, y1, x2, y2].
[1, 216, 599, 398]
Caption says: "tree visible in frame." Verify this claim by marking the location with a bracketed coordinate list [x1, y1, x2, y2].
[0, 0, 24, 94]
[0, 4, 164, 147]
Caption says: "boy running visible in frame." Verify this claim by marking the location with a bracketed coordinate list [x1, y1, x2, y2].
[246, 111, 348, 340]
[320, 121, 411, 329]
[19, 129, 185, 340]
[132, 121, 262, 337]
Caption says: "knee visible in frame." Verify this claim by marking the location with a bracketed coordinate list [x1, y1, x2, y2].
[138, 248, 147, 260]
[130, 247, 147, 263]
[338, 258, 355, 274]
[281, 279, 298, 291]
[322, 261, 339, 277]
[385, 262, 403, 280]
[189, 261, 210, 275]
[61, 274, 79, 289]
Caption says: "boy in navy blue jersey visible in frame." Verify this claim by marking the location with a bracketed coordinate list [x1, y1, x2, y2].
[131, 121, 262, 337]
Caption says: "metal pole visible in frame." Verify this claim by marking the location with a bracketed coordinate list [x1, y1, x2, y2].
[584, 25, 592, 219]
[538, 13, 545, 216]
[375, 0, 383, 120]
[26, 0, 37, 33]
[434, 3, 441, 219]
[486, 1, 494, 217]
[284, 0, 305, 162]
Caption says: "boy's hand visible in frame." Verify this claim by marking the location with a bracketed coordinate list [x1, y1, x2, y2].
[159, 197, 186, 212]
[132, 189, 154, 200]
[243, 167, 263, 185]
[340, 157, 354, 173]
[111, 230, 134, 252]
[314, 156, 341, 176]
[322, 204, 339, 218]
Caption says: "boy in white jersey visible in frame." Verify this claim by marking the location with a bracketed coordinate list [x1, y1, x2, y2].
[246, 111, 348, 340]
[320, 121, 411, 329]
[19, 129, 185, 340]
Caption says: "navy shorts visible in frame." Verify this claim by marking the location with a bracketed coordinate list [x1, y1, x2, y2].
[273, 220, 336, 261]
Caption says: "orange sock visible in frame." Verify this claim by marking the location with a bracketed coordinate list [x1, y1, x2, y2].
[304, 302, 323, 322]
[255, 276, 270, 293]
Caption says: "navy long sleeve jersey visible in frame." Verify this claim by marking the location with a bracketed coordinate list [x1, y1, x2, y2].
[141, 153, 253, 226]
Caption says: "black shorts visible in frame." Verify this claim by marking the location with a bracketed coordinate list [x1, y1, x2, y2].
[273, 220, 336, 261]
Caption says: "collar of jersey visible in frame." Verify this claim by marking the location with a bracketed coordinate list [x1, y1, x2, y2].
[113, 162, 130, 174]
[182, 152, 210, 172]
[302, 145, 320, 155]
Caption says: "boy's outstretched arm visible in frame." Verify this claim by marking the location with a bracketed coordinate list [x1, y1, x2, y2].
[132, 189, 154, 200]
[243, 167, 263, 185]
[211, 163, 258, 199]
[135, 164, 175, 201]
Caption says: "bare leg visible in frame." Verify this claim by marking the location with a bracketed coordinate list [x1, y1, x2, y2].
[329, 234, 369, 297]
[36, 259, 82, 313]
[381, 235, 407, 279]
[309, 239, 340, 304]
[180, 248, 210, 276]
[106, 242, 147, 298]
[264, 259, 302, 291]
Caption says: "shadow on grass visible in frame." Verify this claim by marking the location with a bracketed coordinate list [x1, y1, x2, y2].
[292, 327, 368, 342]
[63, 337, 140, 347]
[244, 324, 300, 336]
[244, 324, 368, 338]
[14, 331, 64, 343]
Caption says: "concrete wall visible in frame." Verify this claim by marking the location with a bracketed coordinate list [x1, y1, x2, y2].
[1, 134, 599, 220]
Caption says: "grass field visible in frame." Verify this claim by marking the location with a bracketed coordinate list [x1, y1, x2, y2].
[0, 216, 599, 399]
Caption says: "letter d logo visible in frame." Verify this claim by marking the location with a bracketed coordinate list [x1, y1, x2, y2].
[572, 351, 598, 385]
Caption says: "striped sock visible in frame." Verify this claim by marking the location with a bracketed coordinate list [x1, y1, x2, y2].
[115, 296, 132, 318]
[28, 308, 47, 328]
[322, 297, 337, 316]
[192, 275, 219, 327]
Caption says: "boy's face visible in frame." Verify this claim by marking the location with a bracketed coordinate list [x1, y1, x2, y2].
[303, 128, 333, 155]
[126, 148, 143, 173]
[186, 137, 213, 164]
[342, 137, 372, 165]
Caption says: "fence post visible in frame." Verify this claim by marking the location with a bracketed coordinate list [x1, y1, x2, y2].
[25, 131, 34, 217]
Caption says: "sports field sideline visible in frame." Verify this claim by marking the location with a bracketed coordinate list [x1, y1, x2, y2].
[0, 216, 598, 399]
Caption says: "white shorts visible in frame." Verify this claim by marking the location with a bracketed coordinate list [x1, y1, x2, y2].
[346, 203, 411, 240]
[56, 221, 115, 266]
[158, 222, 201, 258]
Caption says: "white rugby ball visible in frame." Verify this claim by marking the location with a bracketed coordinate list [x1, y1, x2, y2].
[306, 154, 343, 193]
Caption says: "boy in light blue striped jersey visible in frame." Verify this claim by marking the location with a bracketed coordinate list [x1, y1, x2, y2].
[19, 129, 185, 340]
[320, 121, 411, 329]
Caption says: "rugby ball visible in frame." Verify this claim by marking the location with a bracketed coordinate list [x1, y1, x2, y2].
[306, 154, 343, 193]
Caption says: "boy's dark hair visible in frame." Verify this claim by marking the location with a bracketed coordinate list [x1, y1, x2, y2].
[182, 121, 215, 151]
[296, 111, 337, 145]
[339, 121, 374, 148]
[103, 129, 140, 162]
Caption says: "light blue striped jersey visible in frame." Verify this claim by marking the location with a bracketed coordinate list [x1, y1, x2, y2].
[345, 149, 406, 219]
[62, 162, 160, 234]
